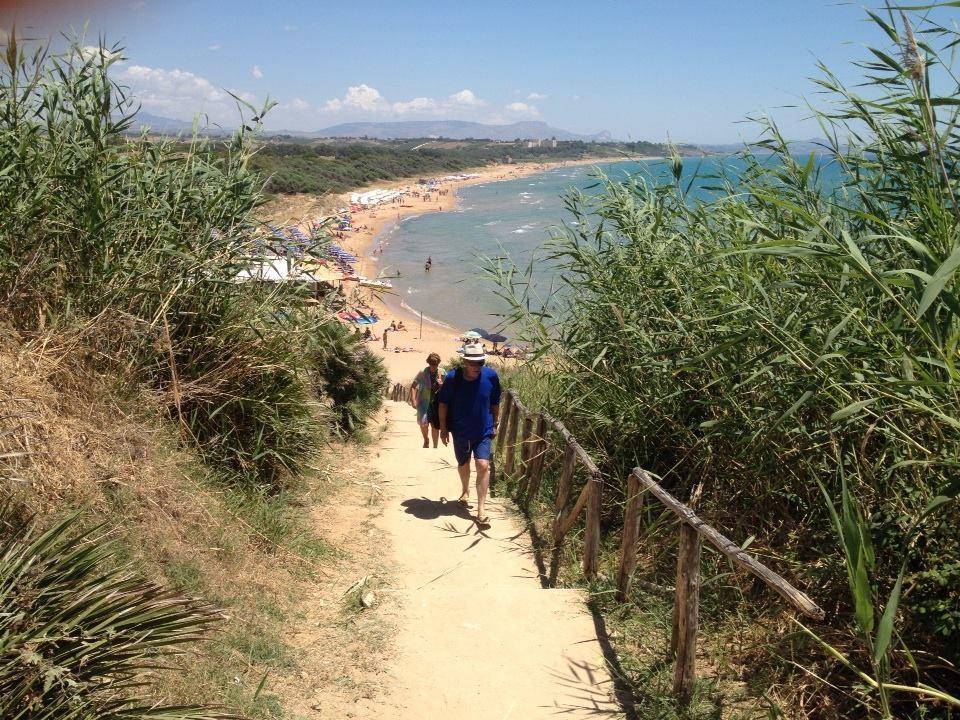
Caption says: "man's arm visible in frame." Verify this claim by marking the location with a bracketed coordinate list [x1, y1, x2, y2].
[490, 403, 500, 437]
[438, 402, 450, 445]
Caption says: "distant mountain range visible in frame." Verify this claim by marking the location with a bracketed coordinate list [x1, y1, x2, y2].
[311, 120, 613, 142]
[125, 114, 612, 142]
[131, 112, 201, 134]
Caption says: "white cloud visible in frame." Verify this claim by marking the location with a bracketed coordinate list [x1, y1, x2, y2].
[208, 43, 221, 51]
[572, 94, 581, 101]
[283, 24, 298, 32]
[527, 92, 547, 101]
[116, 64, 258, 124]
[79, 45, 122, 63]
[324, 84, 390, 113]
[323, 85, 487, 118]
[392, 97, 437, 114]
[129, 0, 147, 10]
[286, 97, 311, 111]
[450, 89, 483, 107]
[251, 65, 263, 79]
[505, 101, 539, 116]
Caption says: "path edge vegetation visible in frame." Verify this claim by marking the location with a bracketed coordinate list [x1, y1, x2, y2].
[487, 5, 960, 719]
[0, 31, 387, 718]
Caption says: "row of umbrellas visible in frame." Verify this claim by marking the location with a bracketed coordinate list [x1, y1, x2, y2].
[463, 328, 508, 344]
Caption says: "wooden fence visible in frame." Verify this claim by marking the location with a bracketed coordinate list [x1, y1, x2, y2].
[386, 382, 411, 403]
[493, 388, 825, 704]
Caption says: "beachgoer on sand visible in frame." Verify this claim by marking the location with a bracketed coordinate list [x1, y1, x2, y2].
[438, 344, 501, 527]
[390, 320, 398, 332]
[382, 327, 389, 350]
[410, 352, 443, 448]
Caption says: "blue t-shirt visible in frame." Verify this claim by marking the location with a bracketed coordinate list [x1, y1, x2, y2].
[437, 366, 502, 440]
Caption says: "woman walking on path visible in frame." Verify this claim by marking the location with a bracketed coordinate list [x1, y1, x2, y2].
[410, 353, 443, 448]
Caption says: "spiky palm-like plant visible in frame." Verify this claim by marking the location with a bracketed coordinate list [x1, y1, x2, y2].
[0, 504, 237, 719]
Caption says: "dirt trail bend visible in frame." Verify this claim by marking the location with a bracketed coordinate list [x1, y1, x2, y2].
[373, 400, 621, 719]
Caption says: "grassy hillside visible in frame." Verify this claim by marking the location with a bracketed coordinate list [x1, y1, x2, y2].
[0, 35, 387, 718]
[249, 138, 676, 195]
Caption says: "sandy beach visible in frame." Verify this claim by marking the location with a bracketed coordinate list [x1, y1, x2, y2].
[263, 156, 634, 383]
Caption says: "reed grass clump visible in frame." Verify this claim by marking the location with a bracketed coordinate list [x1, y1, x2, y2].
[0, 35, 384, 487]
[492, 6, 959, 716]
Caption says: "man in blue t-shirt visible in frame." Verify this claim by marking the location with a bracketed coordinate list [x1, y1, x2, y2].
[437, 344, 501, 526]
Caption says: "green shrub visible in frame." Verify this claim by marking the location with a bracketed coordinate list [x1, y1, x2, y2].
[0, 36, 384, 487]
[490, 7, 960, 714]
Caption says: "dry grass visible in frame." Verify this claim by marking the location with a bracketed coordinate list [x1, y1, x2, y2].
[0, 325, 399, 717]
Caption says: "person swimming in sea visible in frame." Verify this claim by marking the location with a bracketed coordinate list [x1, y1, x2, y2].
[425, 255, 432, 272]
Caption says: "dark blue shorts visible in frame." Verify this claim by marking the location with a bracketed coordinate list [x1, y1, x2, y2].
[453, 434, 493, 466]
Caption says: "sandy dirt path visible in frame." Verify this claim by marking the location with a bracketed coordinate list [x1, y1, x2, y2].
[370, 400, 621, 719]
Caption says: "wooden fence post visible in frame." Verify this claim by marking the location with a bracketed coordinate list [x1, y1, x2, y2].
[503, 396, 522, 475]
[516, 414, 534, 497]
[582, 472, 603, 579]
[616, 471, 645, 601]
[672, 522, 701, 705]
[548, 441, 578, 586]
[524, 414, 549, 511]
[498, 392, 514, 462]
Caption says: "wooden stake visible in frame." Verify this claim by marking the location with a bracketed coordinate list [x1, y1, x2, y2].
[582, 472, 602, 579]
[503, 395, 521, 475]
[672, 522, 701, 705]
[616, 471, 645, 601]
[517, 414, 534, 497]
[548, 441, 578, 585]
[524, 414, 549, 511]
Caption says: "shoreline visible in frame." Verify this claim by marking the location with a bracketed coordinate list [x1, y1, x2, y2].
[264, 155, 655, 382]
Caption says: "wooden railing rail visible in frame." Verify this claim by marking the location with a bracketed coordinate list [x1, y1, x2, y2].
[384, 385, 822, 706]
[484, 388, 825, 706]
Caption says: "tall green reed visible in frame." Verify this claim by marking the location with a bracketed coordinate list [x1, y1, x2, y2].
[0, 34, 385, 487]
[487, 5, 960, 715]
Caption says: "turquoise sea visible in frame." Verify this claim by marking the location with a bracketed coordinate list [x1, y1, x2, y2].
[369, 156, 839, 333]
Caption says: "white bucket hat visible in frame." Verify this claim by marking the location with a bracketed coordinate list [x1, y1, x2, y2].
[462, 345, 487, 363]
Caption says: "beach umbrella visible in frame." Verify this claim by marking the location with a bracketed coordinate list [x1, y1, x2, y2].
[468, 328, 490, 338]
[462, 330, 484, 340]
[487, 333, 508, 344]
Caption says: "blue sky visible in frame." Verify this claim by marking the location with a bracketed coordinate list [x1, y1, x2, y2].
[0, 0, 935, 142]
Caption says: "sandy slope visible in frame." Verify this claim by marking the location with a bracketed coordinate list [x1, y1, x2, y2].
[368, 400, 621, 719]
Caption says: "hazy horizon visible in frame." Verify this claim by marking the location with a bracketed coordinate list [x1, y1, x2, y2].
[0, 1, 941, 144]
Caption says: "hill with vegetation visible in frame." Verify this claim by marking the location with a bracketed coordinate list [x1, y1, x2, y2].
[0, 35, 387, 718]
[248, 137, 680, 195]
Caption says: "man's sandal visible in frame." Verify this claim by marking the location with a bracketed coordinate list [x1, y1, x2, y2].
[475, 514, 490, 527]
[458, 493, 470, 506]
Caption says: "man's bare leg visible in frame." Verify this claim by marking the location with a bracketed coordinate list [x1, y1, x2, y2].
[431, 426, 440, 448]
[419, 423, 429, 447]
[458, 461, 471, 502]
[475, 458, 490, 520]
